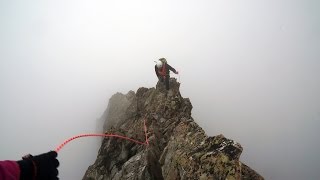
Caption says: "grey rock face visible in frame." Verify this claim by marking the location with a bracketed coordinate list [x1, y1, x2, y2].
[83, 78, 263, 180]
[102, 90, 137, 131]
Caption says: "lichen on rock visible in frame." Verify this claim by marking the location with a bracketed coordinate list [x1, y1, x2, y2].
[83, 78, 263, 180]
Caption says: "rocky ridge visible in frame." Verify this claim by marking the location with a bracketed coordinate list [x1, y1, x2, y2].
[83, 78, 263, 180]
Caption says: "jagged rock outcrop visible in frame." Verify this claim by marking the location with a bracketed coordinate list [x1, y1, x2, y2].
[83, 78, 263, 180]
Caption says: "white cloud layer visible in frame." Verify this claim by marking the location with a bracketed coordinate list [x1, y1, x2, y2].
[1, 0, 319, 179]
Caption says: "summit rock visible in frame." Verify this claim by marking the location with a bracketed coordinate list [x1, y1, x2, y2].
[83, 78, 263, 180]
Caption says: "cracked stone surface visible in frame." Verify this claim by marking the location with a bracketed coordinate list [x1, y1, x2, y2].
[83, 78, 263, 180]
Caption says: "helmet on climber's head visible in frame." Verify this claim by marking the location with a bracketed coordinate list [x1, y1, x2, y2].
[159, 57, 166, 62]
[156, 60, 163, 68]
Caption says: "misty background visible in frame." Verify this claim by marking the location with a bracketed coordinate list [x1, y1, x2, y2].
[1, 0, 319, 179]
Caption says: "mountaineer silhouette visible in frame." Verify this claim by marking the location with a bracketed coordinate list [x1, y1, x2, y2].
[154, 58, 179, 90]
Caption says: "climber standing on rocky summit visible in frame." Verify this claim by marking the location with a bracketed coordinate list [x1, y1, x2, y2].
[154, 58, 178, 90]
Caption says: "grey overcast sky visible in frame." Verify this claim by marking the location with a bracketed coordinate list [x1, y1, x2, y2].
[1, 0, 319, 179]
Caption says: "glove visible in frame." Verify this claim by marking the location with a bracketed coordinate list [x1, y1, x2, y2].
[17, 151, 59, 180]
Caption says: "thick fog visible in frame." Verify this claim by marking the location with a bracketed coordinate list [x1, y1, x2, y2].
[1, 0, 319, 179]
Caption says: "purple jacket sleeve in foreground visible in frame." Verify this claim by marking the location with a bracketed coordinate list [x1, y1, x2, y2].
[0, 161, 20, 180]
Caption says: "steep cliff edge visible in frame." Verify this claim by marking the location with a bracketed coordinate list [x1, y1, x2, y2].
[83, 78, 263, 180]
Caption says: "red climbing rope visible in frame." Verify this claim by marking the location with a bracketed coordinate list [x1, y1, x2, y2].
[55, 118, 149, 153]
[144, 116, 149, 145]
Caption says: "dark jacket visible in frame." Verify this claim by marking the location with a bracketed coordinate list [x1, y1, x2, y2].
[155, 63, 177, 78]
